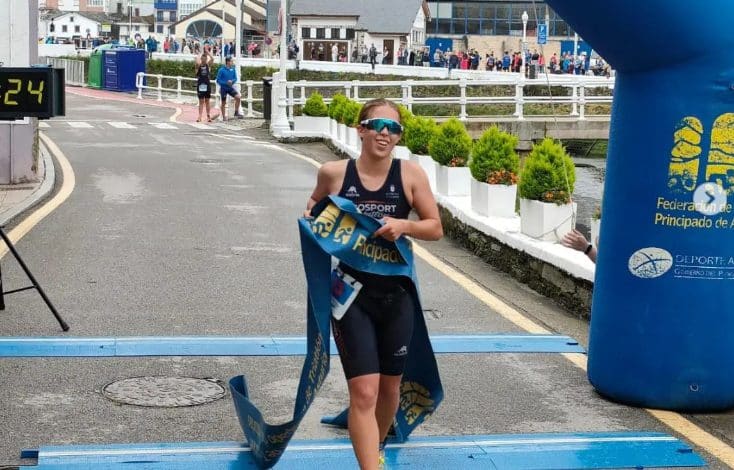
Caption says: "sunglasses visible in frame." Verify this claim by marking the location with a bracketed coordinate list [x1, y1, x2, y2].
[360, 118, 403, 135]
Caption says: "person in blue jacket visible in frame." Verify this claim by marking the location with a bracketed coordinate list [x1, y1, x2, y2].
[215, 57, 242, 121]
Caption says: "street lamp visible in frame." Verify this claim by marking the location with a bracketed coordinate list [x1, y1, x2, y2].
[521, 10, 529, 47]
[271, 0, 291, 135]
[128, 0, 133, 43]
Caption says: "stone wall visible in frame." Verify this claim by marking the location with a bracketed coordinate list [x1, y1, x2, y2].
[439, 205, 594, 319]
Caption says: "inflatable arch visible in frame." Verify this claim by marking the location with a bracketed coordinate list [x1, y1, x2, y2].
[546, 0, 734, 410]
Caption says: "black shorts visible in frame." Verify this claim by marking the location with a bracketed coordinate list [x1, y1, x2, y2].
[332, 283, 415, 380]
[196, 81, 211, 99]
[220, 87, 239, 100]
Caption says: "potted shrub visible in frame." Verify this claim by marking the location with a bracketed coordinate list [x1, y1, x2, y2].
[393, 105, 414, 160]
[590, 205, 601, 247]
[341, 100, 363, 150]
[469, 126, 519, 218]
[328, 94, 348, 139]
[294, 92, 330, 135]
[429, 118, 472, 197]
[518, 138, 577, 241]
[404, 116, 438, 192]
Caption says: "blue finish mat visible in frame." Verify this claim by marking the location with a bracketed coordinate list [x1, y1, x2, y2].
[0, 334, 584, 357]
[23, 432, 704, 469]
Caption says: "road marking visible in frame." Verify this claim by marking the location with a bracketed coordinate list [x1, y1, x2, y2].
[67, 121, 93, 128]
[169, 107, 182, 122]
[107, 122, 136, 129]
[150, 123, 177, 129]
[38, 122, 50, 128]
[188, 122, 214, 130]
[3, 133, 76, 259]
[272, 142, 734, 468]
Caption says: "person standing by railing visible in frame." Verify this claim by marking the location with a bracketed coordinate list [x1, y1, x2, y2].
[195, 46, 214, 122]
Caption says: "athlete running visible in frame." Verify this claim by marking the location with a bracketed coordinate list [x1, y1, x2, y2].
[306, 98, 443, 470]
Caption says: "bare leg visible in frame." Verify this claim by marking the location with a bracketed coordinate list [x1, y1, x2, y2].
[347, 374, 380, 470]
[205, 99, 212, 120]
[221, 97, 227, 121]
[375, 374, 402, 443]
[197, 99, 204, 121]
[234, 95, 241, 116]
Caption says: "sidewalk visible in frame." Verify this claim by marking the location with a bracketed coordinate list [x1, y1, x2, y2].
[0, 140, 55, 228]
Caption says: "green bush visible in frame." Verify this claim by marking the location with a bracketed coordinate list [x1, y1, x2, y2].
[341, 100, 363, 127]
[428, 118, 472, 167]
[328, 94, 348, 121]
[470, 126, 519, 185]
[518, 138, 576, 204]
[303, 92, 328, 117]
[403, 116, 437, 155]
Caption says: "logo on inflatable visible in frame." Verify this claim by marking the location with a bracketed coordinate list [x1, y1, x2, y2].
[628, 247, 674, 279]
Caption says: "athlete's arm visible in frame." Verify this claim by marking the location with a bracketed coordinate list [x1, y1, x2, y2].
[374, 161, 443, 241]
[305, 161, 343, 216]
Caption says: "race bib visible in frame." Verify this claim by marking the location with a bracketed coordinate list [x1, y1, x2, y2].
[198, 83, 209, 92]
[330, 268, 361, 321]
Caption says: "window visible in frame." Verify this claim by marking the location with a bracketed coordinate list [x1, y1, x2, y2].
[69, 16, 74, 22]
[49, 23, 55, 32]
[62, 25, 68, 32]
[134, 25, 140, 31]
[185, 20, 222, 38]
[436, 18, 451, 34]
[169, 12, 176, 21]
[345, 28, 354, 40]
[316, 28, 325, 39]
[134, 8, 140, 16]
[157, 11, 163, 21]
[331, 28, 340, 39]
[157, 25, 164, 33]
[467, 19, 479, 35]
[301, 27, 310, 39]
[74, 25, 80, 33]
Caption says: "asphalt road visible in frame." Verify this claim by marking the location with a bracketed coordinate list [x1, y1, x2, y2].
[0, 93, 731, 469]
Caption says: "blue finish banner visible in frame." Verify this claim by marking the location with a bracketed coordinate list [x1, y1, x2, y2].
[545, 0, 734, 411]
[229, 196, 443, 468]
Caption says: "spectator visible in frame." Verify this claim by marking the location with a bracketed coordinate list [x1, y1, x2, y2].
[215, 57, 242, 121]
[561, 229, 597, 263]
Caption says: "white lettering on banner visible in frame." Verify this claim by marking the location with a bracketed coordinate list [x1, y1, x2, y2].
[358, 203, 397, 218]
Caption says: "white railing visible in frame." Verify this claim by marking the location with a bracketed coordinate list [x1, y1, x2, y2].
[285, 75, 614, 121]
[135, 71, 613, 122]
[45, 57, 86, 86]
[152, 53, 613, 82]
[134, 72, 261, 118]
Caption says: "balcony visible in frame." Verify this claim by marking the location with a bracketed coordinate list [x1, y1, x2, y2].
[154, 0, 177, 10]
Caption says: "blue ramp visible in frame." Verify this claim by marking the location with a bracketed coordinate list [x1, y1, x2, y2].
[0, 334, 584, 357]
[23, 432, 704, 469]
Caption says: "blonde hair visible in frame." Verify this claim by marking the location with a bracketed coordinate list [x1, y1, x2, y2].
[357, 98, 401, 124]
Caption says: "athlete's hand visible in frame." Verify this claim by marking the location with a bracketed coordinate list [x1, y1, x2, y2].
[303, 209, 313, 219]
[373, 217, 408, 241]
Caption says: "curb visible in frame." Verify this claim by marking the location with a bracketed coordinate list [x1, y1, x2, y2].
[0, 138, 56, 227]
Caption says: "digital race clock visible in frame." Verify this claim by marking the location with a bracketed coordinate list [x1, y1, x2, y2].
[0, 67, 65, 120]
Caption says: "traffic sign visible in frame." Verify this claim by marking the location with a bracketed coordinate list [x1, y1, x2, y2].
[538, 23, 548, 45]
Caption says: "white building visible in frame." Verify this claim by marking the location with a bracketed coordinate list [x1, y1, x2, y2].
[178, 0, 205, 19]
[291, 0, 428, 64]
[39, 11, 105, 41]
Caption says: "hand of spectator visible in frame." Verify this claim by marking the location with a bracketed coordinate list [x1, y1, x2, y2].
[561, 229, 590, 252]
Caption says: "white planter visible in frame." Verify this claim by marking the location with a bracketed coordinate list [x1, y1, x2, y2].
[337, 123, 347, 144]
[590, 218, 601, 247]
[329, 118, 338, 138]
[520, 199, 577, 242]
[471, 180, 517, 218]
[393, 145, 411, 160]
[436, 165, 471, 197]
[410, 154, 437, 193]
[347, 127, 359, 149]
[293, 116, 330, 135]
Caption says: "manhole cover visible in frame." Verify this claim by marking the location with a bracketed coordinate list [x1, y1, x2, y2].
[102, 376, 226, 407]
[191, 158, 226, 164]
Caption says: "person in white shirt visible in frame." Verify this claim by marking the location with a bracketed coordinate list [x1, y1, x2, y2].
[332, 43, 339, 62]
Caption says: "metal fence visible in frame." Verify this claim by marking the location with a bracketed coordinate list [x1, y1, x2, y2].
[134, 72, 262, 117]
[45, 57, 86, 86]
[135, 72, 614, 121]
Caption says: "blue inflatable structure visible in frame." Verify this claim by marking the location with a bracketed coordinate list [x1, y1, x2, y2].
[546, 0, 734, 410]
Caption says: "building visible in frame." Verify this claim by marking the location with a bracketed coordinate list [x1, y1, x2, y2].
[178, 0, 205, 19]
[425, 1, 581, 60]
[39, 10, 108, 41]
[154, 0, 178, 35]
[290, 0, 429, 64]
[171, 0, 266, 42]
